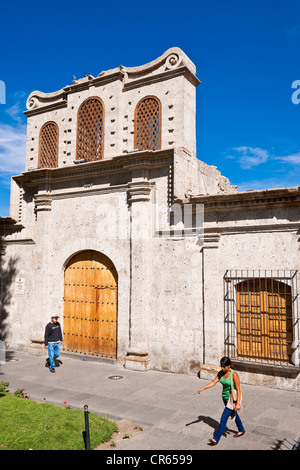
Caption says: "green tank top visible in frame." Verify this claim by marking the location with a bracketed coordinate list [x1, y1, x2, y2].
[220, 370, 236, 401]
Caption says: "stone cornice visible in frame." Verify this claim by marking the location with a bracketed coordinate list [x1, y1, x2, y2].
[0, 217, 25, 252]
[123, 47, 197, 77]
[24, 99, 68, 117]
[123, 66, 200, 91]
[0, 217, 23, 232]
[24, 48, 200, 116]
[4, 238, 35, 246]
[189, 186, 300, 210]
[13, 149, 174, 189]
[64, 71, 124, 94]
[204, 222, 300, 236]
[200, 221, 300, 249]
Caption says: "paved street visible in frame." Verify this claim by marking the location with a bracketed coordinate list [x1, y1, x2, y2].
[1, 350, 299, 451]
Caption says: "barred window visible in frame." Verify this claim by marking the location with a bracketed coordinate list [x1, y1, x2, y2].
[76, 97, 104, 161]
[38, 122, 59, 168]
[224, 270, 299, 366]
[134, 96, 161, 151]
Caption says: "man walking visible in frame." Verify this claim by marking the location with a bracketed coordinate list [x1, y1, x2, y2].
[44, 315, 63, 373]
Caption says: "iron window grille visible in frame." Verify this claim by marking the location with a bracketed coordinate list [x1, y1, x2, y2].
[224, 270, 299, 368]
[38, 121, 59, 168]
[76, 97, 105, 162]
[134, 96, 161, 151]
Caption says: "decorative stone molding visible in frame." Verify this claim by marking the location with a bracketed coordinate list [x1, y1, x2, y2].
[201, 232, 221, 249]
[0, 240, 5, 257]
[24, 48, 200, 116]
[0, 218, 24, 250]
[14, 149, 174, 189]
[28, 338, 45, 356]
[165, 52, 180, 69]
[25, 89, 67, 116]
[34, 195, 52, 213]
[122, 47, 200, 90]
[4, 239, 35, 246]
[189, 186, 300, 211]
[127, 181, 153, 204]
[124, 347, 150, 371]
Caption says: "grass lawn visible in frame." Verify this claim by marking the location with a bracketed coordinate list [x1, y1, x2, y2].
[0, 392, 118, 450]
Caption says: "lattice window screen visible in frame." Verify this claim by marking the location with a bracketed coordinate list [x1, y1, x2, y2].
[134, 96, 161, 151]
[39, 122, 59, 168]
[77, 97, 104, 161]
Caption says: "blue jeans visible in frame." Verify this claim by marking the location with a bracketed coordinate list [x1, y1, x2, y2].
[213, 399, 245, 442]
[48, 342, 60, 370]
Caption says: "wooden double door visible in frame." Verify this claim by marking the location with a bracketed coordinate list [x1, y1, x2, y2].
[237, 279, 293, 363]
[63, 250, 118, 358]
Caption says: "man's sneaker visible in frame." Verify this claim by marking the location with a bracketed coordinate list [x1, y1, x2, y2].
[50, 368, 55, 373]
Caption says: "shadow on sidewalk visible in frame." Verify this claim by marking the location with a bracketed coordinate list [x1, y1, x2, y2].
[185, 415, 236, 437]
[271, 438, 300, 451]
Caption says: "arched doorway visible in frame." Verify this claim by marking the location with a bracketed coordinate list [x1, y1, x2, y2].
[63, 250, 118, 358]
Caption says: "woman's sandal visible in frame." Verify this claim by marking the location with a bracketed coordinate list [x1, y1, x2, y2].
[208, 438, 218, 446]
[233, 431, 245, 438]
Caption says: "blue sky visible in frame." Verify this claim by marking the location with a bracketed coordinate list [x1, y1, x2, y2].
[0, 0, 300, 216]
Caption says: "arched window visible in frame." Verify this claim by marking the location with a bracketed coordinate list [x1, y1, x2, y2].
[38, 121, 59, 168]
[76, 97, 104, 161]
[134, 96, 161, 151]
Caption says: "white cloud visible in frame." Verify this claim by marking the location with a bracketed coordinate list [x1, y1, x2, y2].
[226, 146, 300, 170]
[0, 123, 26, 176]
[5, 102, 23, 123]
[228, 146, 270, 169]
[276, 153, 300, 165]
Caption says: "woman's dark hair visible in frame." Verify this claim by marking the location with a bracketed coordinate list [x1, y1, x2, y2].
[220, 356, 231, 367]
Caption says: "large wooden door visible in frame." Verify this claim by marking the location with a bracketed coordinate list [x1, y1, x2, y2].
[236, 279, 292, 363]
[63, 250, 118, 358]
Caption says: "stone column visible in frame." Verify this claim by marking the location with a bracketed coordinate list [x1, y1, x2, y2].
[33, 193, 52, 329]
[125, 181, 153, 371]
[201, 232, 223, 367]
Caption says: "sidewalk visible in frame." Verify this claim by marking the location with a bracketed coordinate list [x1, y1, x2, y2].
[1, 349, 299, 450]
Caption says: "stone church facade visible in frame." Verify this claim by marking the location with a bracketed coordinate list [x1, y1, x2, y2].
[0, 48, 299, 390]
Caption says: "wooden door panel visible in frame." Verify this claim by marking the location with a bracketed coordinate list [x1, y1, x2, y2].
[237, 284, 263, 359]
[63, 251, 117, 358]
[237, 279, 292, 363]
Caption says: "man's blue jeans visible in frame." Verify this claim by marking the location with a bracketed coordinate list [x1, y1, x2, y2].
[213, 399, 245, 442]
[48, 342, 60, 370]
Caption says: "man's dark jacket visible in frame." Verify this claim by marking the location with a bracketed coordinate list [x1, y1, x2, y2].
[44, 322, 63, 346]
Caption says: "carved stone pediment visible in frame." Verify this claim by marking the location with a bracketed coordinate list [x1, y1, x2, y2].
[24, 48, 200, 116]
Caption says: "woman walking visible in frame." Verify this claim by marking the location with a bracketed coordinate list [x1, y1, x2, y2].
[198, 356, 245, 445]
